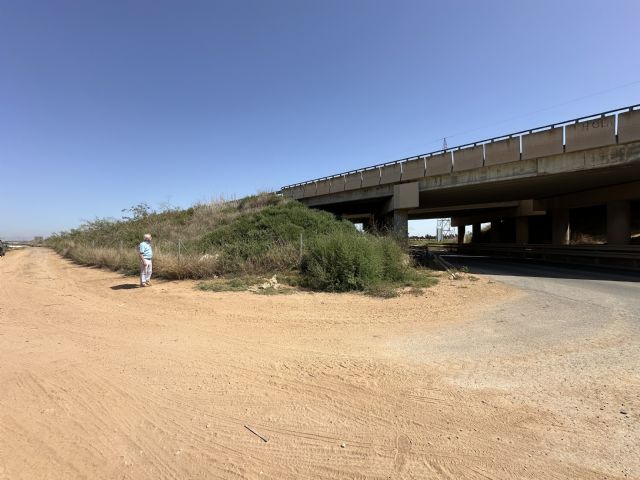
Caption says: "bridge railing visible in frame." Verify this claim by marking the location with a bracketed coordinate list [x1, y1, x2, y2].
[281, 104, 640, 199]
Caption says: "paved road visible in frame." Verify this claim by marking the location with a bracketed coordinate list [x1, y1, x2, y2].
[397, 256, 640, 478]
[443, 255, 640, 321]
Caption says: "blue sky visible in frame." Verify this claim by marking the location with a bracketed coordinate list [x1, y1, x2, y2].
[2, 0, 640, 238]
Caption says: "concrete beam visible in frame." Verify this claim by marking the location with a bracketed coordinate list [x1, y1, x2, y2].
[409, 201, 519, 217]
[607, 201, 631, 245]
[300, 143, 640, 212]
[417, 143, 639, 196]
[382, 182, 419, 215]
[457, 225, 465, 244]
[536, 180, 640, 210]
[450, 200, 545, 226]
[452, 208, 518, 227]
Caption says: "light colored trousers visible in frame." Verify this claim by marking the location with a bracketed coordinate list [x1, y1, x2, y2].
[140, 259, 152, 284]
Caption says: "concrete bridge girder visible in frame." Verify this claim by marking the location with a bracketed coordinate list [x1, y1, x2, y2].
[293, 142, 640, 245]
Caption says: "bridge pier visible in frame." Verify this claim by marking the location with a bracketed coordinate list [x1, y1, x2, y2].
[552, 208, 571, 245]
[491, 221, 502, 243]
[607, 200, 631, 244]
[516, 217, 529, 245]
[472, 223, 482, 243]
[391, 210, 409, 240]
[457, 225, 465, 244]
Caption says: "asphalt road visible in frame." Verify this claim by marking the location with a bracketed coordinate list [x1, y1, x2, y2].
[443, 255, 640, 321]
[395, 255, 640, 477]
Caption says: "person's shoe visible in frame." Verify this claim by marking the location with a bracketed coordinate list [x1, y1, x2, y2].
[140, 283, 149, 287]
[145, 281, 152, 286]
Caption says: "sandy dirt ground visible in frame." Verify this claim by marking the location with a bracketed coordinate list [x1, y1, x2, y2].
[0, 248, 637, 479]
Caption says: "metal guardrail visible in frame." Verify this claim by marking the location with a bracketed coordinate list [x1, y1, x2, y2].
[423, 243, 640, 271]
[281, 103, 640, 191]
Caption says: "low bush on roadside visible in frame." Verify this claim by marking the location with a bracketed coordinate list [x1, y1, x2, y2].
[300, 232, 412, 292]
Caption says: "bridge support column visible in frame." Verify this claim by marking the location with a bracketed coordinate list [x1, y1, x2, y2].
[390, 210, 409, 241]
[552, 208, 570, 245]
[607, 201, 631, 245]
[491, 221, 501, 243]
[516, 217, 529, 245]
[472, 223, 481, 243]
[457, 225, 465, 244]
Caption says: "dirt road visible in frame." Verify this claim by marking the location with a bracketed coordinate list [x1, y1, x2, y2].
[0, 248, 637, 479]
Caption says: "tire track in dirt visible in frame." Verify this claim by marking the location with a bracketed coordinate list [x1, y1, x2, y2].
[0, 248, 633, 479]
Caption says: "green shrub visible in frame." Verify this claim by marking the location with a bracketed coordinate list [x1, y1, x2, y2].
[300, 232, 408, 292]
[198, 201, 356, 273]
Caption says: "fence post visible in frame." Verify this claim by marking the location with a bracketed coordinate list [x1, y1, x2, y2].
[178, 239, 182, 257]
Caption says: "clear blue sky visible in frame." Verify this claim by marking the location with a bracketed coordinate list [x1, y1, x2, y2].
[2, 0, 640, 239]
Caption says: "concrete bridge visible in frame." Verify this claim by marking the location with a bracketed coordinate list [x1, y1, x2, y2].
[281, 105, 640, 245]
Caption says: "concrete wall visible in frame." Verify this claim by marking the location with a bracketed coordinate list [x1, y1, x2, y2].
[565, 117, 616, 153]
[316, 179, 331, 196]
[453, 146, 484, 172]
[521, 128, 563, 160]
[291, 186, 303, 199]
[330, 177, 345, 193]
[361, 168, 381, 188]
[402, 158, 425, 180]
[485, 137, 520, 166]
[344, 172, 362, 190]
[303, 182, 317, 197]
[427, 152, 452, 175]
[618, 110, 640, 144]
[380, 164, 402, 184]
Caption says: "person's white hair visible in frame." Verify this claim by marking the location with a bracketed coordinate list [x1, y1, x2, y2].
[143, 233, 152, 240]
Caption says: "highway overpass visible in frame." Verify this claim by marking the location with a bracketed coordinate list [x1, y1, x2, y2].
[281, 105, 640, 245]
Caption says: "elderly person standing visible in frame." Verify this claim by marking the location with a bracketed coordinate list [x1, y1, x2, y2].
[138, 233, 153, 287]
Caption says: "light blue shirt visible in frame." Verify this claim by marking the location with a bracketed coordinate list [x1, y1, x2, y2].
[139, 241, 153, 260]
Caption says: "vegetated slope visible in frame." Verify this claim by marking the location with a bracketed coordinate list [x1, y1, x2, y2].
[47, 194, 420, 291]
